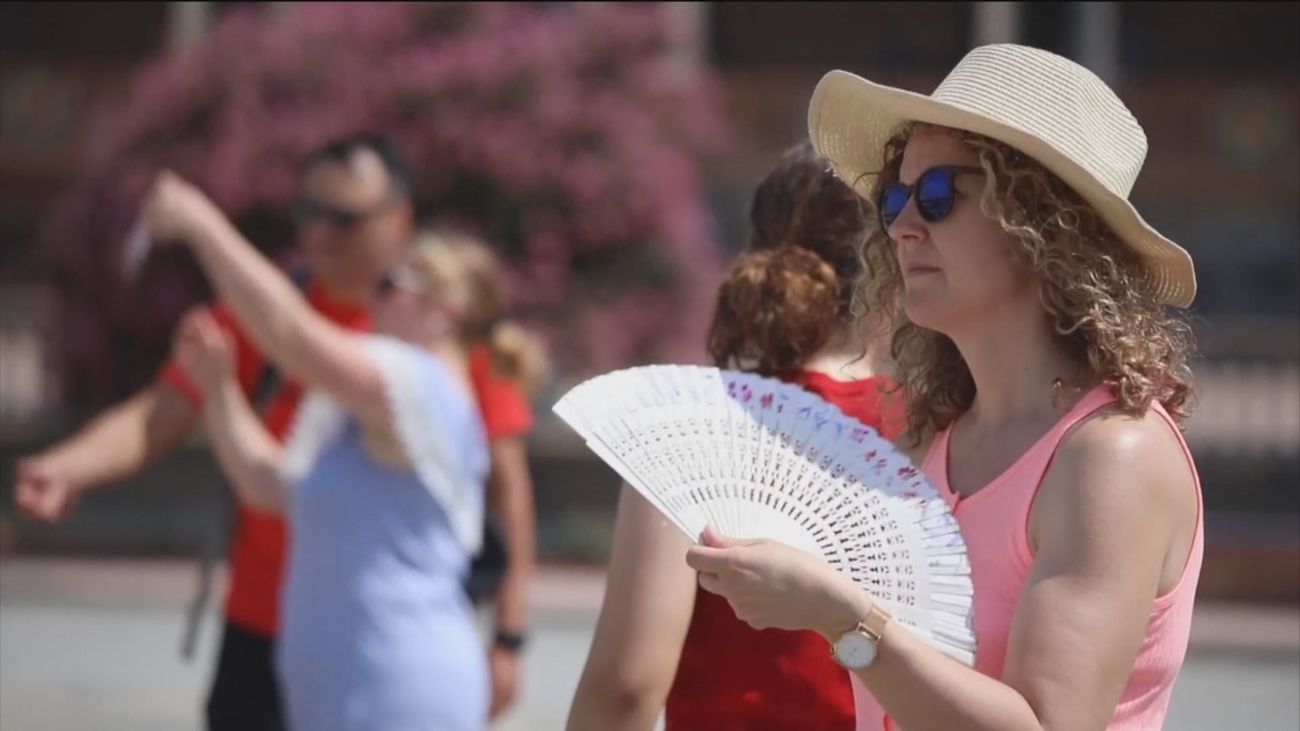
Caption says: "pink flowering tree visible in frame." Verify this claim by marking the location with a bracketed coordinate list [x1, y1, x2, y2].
[47, 2, 726, 411]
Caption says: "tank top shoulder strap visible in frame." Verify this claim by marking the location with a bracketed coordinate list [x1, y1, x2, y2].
[920, 424, 952, 487]
[1040, 384, 1120, 446]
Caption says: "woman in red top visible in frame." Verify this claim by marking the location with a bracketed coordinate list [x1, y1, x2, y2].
[415, 229, 549, 721]
[567, 140, 902, 731]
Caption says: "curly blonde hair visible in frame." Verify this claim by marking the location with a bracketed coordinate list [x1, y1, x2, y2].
[856, 124, 1196, 445]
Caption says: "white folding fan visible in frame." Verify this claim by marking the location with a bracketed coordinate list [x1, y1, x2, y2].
[553, 364, 977, 666]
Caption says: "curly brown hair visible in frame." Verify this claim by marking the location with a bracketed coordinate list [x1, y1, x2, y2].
[708, 140, 872, 373]
[856, 124, 1196, 444]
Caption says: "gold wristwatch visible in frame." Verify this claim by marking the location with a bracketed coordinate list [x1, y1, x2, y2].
[831, 603, 892, 670]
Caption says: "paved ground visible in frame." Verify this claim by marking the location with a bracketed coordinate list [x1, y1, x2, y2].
[1, 558, 1297, 730]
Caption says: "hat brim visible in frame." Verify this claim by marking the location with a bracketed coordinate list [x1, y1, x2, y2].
[808, 70, 1196, 308]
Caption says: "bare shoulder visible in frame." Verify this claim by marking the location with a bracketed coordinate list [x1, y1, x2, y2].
[1057, 405, 1191, 485]
[1038, 404, 1196, 540]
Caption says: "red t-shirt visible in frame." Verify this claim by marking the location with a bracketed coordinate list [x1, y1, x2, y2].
[160, 284, 371, 637]
[664, 371, 905, 731]
[468, 344, 534, 440]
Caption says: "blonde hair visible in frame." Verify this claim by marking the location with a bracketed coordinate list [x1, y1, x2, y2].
[857, 123, 1196, 445]
[409, 229, 550, 396]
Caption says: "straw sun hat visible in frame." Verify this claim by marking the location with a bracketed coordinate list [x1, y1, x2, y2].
[808, 43, 1197, 308]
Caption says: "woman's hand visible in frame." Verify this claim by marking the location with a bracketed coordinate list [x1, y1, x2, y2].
[685, 525, 872, 640]
[142, 170, 222, 243]
[488, 645, 522, 721]
[173, 307, 236, 395]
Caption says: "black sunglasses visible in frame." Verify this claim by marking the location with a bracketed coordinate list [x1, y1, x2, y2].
[878, 165, 984, 231]
[291, 195, 399, 230]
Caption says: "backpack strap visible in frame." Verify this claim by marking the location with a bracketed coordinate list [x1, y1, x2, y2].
[179, 268, 312, 659]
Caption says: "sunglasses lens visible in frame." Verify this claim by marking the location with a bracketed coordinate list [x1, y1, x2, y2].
[916, 168, 955, 222]
[292, 199, 364, 229]
[329, 210, 363, 229]
[879, 184, 910, 229]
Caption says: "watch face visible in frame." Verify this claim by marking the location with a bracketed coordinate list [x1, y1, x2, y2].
[834, 632, 878, 670]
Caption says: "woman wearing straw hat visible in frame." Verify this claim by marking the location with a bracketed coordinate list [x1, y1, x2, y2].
[685, 44, 1203, 730]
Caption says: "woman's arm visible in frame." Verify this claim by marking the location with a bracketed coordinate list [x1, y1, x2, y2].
[689, 410, 1193, 731]
[145, 172, 389, 427]
[566, 485, 698, 731]
[202, 378, 289, 513]
[174, 309, 289, 512]
[485, 436, 537, 720]
[489, 437, 538, 640]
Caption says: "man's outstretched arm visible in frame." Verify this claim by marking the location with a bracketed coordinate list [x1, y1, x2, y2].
[14, 381, 199, 521]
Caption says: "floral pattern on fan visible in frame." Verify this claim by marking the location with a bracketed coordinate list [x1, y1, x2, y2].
[553, 364, 977, 665]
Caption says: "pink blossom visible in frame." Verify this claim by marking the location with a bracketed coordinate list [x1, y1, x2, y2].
[47, 2, 729, 409]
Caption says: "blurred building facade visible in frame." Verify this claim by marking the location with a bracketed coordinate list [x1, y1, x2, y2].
[1, 2, 1296, 599]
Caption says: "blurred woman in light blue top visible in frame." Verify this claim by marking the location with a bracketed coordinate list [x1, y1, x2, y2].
[146, 169, 491, 731]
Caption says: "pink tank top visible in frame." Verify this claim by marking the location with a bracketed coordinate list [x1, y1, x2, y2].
[852, 384, 1203, 731]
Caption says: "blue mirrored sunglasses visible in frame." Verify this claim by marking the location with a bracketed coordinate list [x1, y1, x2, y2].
[878, 165, 984, 231]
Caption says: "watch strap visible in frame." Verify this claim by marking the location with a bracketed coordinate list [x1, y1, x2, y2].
[860, 602, 892, 642]
[494, 629, 527, 654]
